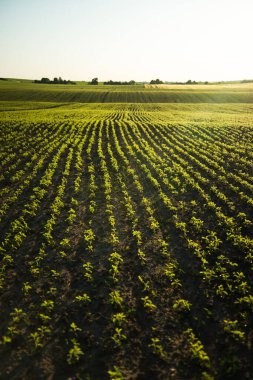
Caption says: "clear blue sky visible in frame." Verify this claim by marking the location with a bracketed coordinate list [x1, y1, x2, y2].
[0, 0, 252, 82]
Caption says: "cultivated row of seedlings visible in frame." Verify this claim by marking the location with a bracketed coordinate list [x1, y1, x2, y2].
[0, 106, 252, 379]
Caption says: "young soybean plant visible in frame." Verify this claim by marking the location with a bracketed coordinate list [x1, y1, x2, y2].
[83, 228, 95, 252]
[108, 366, 124, 380]
[67, 339, 84, 365]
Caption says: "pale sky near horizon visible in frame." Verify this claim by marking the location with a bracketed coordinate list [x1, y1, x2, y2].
[0, 0, 252, 82]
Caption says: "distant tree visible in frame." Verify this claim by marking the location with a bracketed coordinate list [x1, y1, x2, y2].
[41, 77, 50, 83]
[150, 79, 163, 84]
[89, 78, 98, 85]
[186, 80, 198, 84]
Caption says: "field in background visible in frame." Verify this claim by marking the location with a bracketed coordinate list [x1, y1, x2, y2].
[0, 93, 253, 379]
[1, 80, 253, 103]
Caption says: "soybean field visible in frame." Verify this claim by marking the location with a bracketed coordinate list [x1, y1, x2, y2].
[0, 98, 253, 379]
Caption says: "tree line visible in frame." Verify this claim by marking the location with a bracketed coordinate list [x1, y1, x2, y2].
[104, 80, 136, 85]
[34, 77, 76, 84]
[88, 78, 136, 85]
